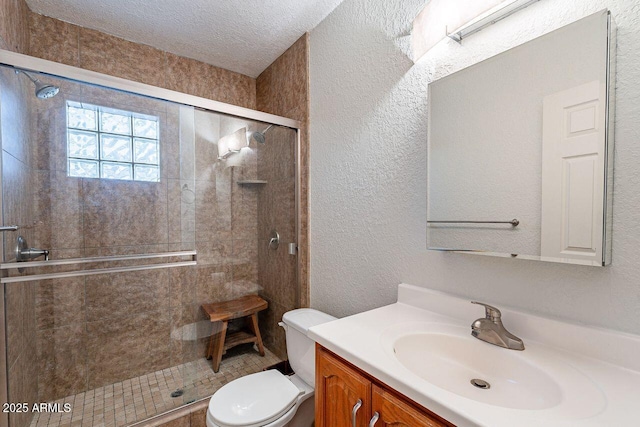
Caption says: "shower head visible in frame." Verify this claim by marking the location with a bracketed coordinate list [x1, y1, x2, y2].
[15, 70, 60, 99]
[249, 125, 273, 144]
[34, 82, 60, 99]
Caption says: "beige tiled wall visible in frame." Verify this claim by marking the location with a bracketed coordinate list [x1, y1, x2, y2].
[0, 0, 30, 53]
[0, 1, 35, 426]
[25, 20, 264, 376]
[0, 2, 309, 423]
[24, 79, 282, 404]
[25, 80, 263, 402]
[254, 125, 298, 359]
[255, 34, 310, 358]
[256, 34, 309, 122]
[28, 13, 257, 109]
[0, 66, 38, 427]
[27, 83, 179, 401]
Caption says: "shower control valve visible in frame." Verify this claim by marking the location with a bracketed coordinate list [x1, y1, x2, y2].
[15, 236, 50, 262]
[269, 230, 280, 250]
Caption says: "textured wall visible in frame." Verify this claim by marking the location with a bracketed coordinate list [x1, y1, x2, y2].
[309, 0, 640, 334]
[28, 13, 256, 109]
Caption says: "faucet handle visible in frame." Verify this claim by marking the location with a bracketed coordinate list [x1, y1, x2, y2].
[471, 301, 502, 322]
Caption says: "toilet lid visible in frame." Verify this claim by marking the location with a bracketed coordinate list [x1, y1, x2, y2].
[208, 370, 302, 427]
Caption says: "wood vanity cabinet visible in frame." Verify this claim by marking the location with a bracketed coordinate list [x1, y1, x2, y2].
[315, 344, 454, 427]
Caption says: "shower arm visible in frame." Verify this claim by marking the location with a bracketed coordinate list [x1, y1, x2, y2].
[15, 69, 40, 84]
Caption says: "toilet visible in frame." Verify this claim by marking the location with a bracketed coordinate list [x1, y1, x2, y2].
[206, 308, 337, 427]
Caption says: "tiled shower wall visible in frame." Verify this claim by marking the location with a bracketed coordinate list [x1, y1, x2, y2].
[0, 6, 263, 424]
[0, 0, 30, 54]
[255, 35, 311, 359]
[27, 82, 188, 402]
[255, 126, 297, 360]
[0, 67, 38, 427]
[24, 81, 265, 403]
[0, 2, 35, 427]
[0, 3, 310, 427]
[27, 13, 256, 110]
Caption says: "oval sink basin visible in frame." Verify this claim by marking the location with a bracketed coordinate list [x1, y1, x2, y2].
[394, 332, 561, 410]
[382, 323, 605, 416]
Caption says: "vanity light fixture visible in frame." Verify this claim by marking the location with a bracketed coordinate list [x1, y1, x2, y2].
[217, 127, 249, 160]
[412, 0, 539, 61]
[447, 0, 540, 43]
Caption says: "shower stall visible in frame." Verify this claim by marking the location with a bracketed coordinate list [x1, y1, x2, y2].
[0, 51, 301, 427]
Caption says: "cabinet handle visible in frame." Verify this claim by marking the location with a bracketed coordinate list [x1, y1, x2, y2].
[369, 411, 380, 427]
[351, 399, 362, 427]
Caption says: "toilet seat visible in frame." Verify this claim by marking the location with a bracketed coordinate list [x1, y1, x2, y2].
[208, 370, 303, 427]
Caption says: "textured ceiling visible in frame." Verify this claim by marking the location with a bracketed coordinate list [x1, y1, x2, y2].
[25, 0, 345, 77]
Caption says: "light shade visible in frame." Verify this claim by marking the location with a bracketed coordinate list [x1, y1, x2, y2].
[217, 127, 248, 159]
[412, 0, 507, 61]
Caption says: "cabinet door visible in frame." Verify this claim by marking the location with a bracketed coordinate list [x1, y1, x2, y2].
[316, 346, 371, 427]
[371, 385, 452, 427]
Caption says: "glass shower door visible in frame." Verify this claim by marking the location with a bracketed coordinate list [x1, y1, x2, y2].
[172, 109, 298, 402]
[0, 66, 199, 427]
[0, 62, 299, 427]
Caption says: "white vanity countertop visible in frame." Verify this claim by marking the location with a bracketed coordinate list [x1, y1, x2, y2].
[308, 284, 640, 427]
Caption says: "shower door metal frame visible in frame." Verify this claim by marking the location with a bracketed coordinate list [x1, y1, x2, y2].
[0, 49, 304, 427]
[0, 50, 300, 129]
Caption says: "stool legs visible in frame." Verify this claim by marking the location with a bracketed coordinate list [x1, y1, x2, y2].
[247, 313, 265, 357]
[205, 323, 216, 360]
[205, 310, 266, 373]
[211, 320, 228, 373]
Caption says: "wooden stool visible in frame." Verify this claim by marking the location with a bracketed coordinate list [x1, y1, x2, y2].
[201, 295, 268, 373]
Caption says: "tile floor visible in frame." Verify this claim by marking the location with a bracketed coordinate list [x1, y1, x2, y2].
[30, 347, 281, 427]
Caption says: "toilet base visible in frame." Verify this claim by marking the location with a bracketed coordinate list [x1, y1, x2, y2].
[286, 396, 314, 427]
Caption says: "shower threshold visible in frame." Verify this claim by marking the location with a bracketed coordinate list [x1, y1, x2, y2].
[30, 347, 281, 427]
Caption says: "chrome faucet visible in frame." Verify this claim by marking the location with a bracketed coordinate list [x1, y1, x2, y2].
[471, 301, 524, 351]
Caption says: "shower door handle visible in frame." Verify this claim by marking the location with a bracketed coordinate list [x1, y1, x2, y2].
[0, 226, 18, 232]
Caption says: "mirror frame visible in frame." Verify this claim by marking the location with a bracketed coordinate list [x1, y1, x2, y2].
[426, 10, 616, 266]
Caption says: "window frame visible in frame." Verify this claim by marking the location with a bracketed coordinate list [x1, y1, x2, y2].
[65, 101, 161, 182]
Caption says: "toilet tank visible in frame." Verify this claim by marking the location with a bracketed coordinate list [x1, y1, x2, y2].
[281, 308, 336, 387]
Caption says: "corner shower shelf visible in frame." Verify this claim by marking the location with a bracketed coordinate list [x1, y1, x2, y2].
[237, 180, 267, 185]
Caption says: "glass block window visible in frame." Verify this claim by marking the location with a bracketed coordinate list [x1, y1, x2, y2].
[66, 101, 160, 182]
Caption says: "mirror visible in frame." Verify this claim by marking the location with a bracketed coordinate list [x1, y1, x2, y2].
[427, 10, 615, 266]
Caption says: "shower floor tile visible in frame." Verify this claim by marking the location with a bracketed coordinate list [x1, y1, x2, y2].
[30, 347, 281, 427]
